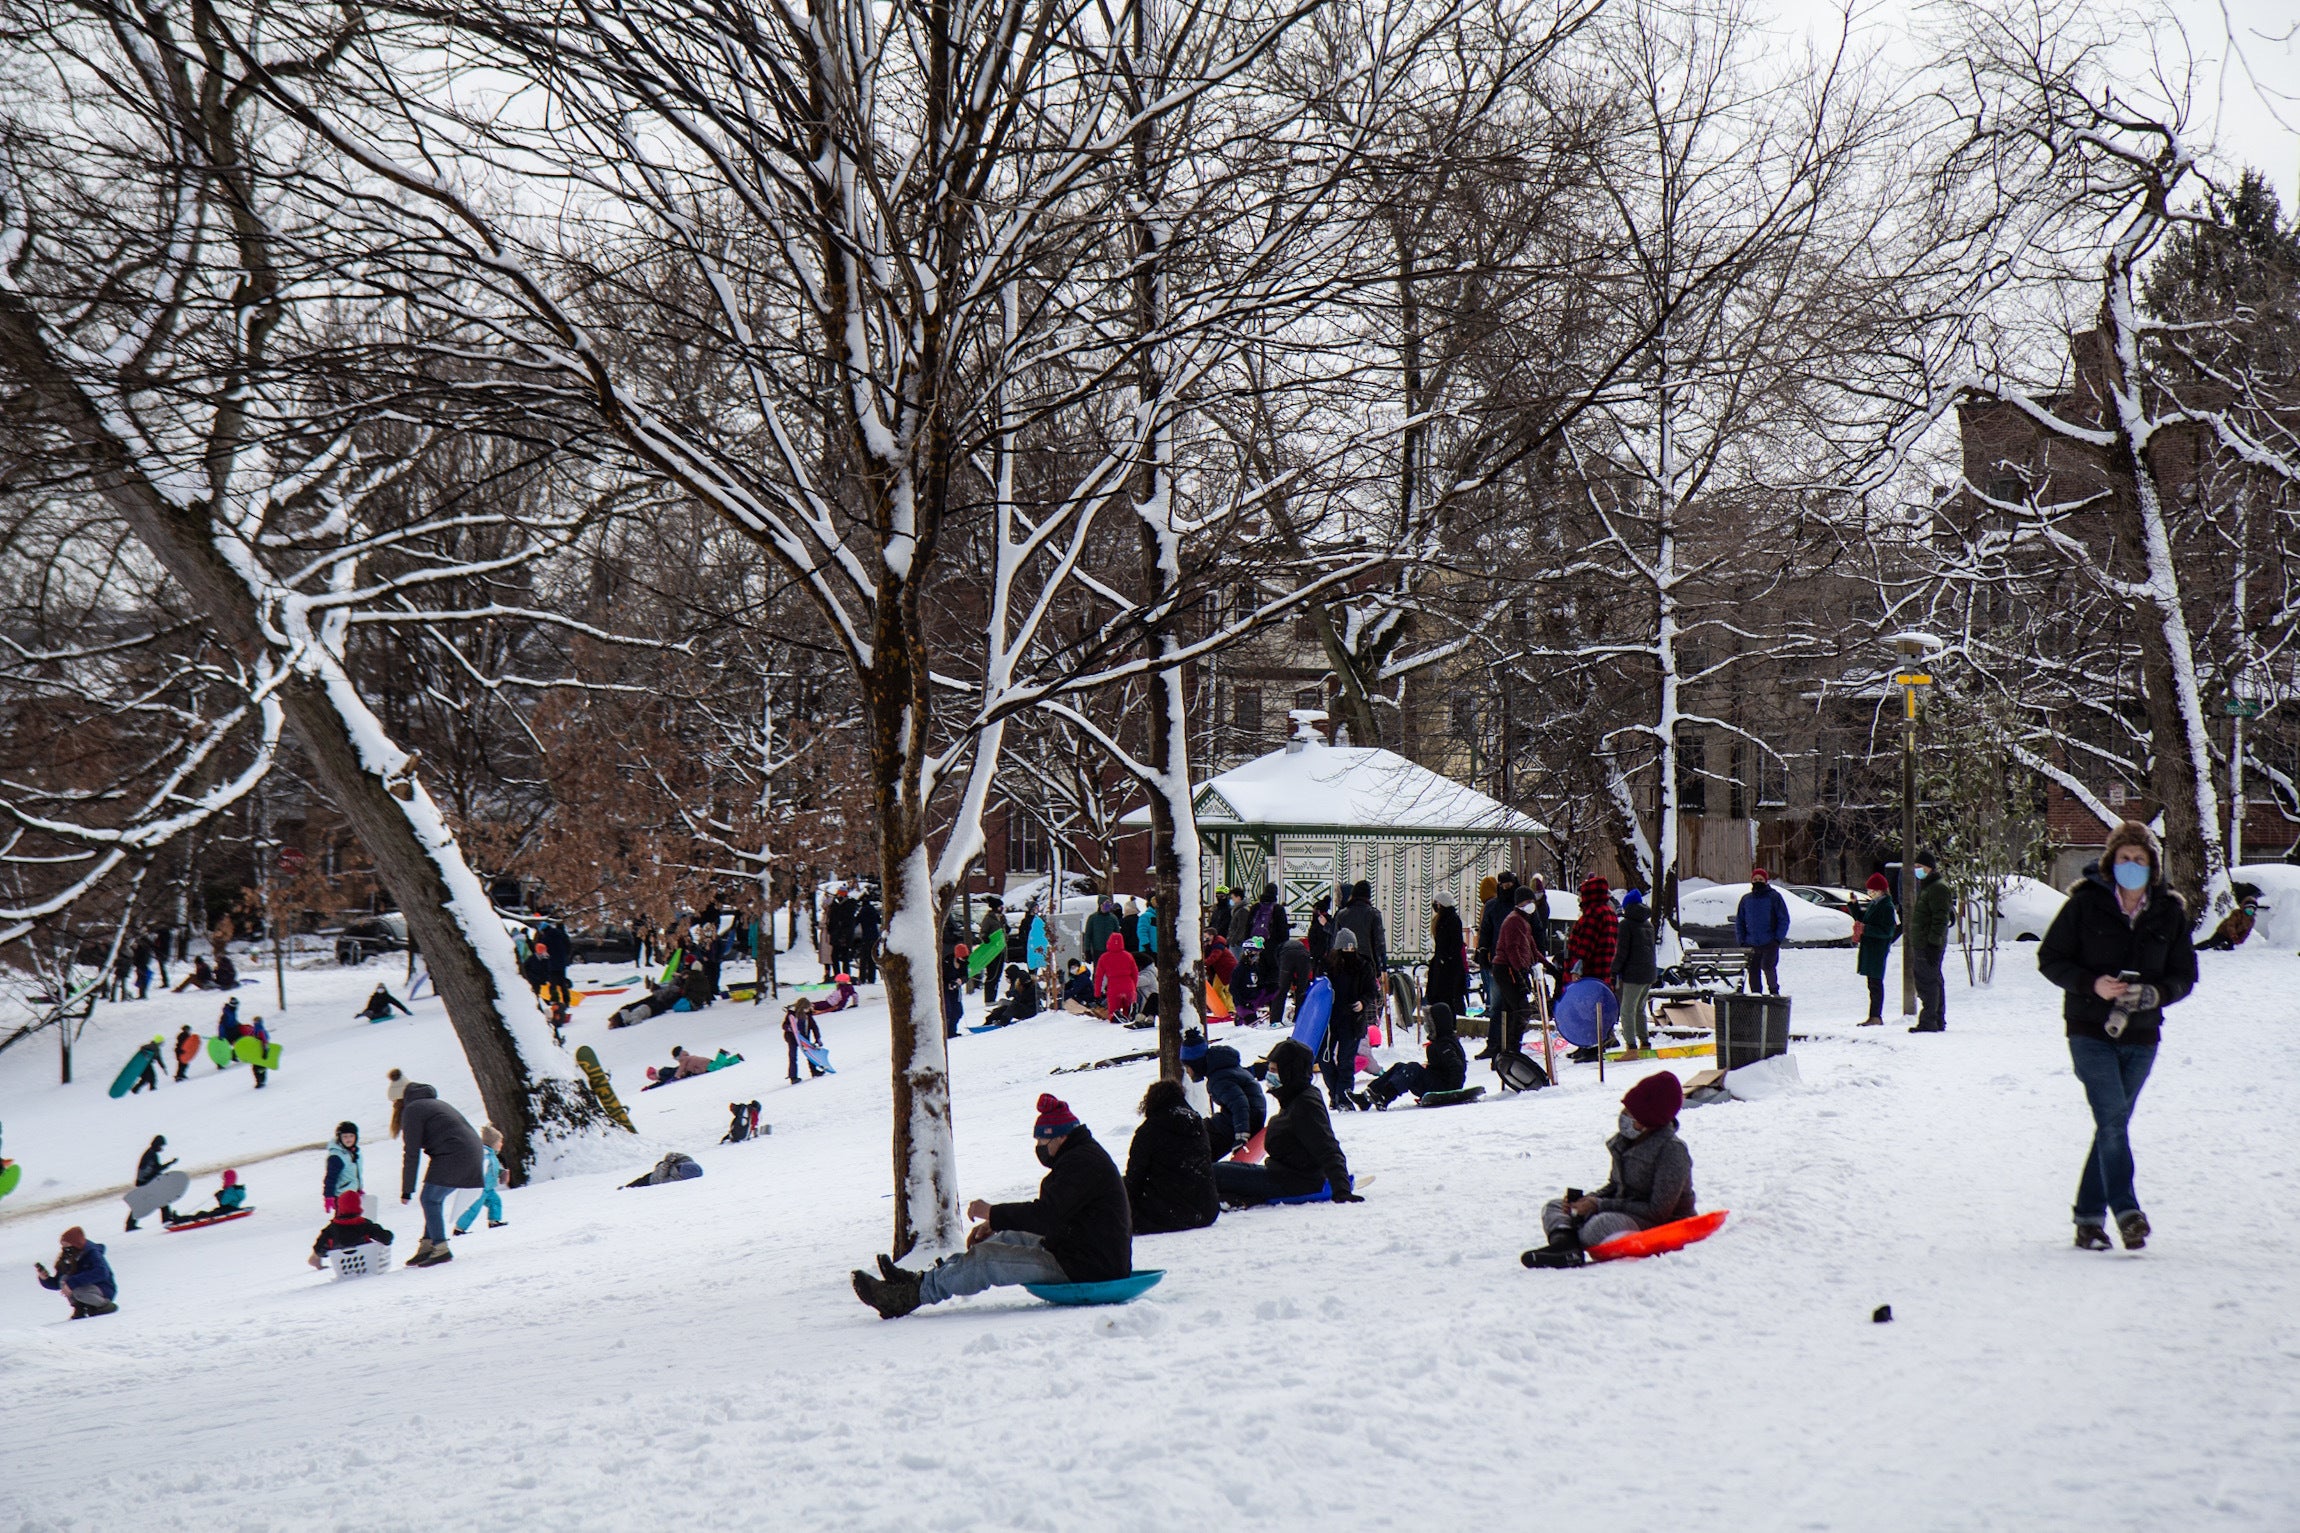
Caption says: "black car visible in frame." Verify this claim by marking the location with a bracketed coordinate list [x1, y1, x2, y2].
[333, 914, 408, 965]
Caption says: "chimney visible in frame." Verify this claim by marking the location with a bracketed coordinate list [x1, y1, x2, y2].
[1286, 709, 1328, 754]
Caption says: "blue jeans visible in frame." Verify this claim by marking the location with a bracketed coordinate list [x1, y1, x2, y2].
[454, 1188, 502, 1232]
[2069, 1036, 2156, 1223]
[419, 1182, 454, 1242]
[917, 1231, 1070, 1303]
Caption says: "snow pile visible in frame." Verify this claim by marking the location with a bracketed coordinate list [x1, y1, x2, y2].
[2235, 863, 2300, 947]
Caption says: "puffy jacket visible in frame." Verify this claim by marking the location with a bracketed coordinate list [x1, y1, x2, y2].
[1423, 1031, 1469, 1093]
[1495, 908, 1537, 976]
[1321, 949, 1379, 1049]
[1123, 1103, 1219, 1234]
[398, 1084, 486, 1196]
[313, 1217, 396, 1259]
[1093, 934, 1139, 1009]
[1024, 915, 1050, 969]
[1264, 1082, 1352, 1199]
[40, 1242, 116, 1301]
[1136, 906, 1158, 954]
[1334, 897, 1386, 971]
[2037, 865, 2197, 1046]
[1733, 883, 1792, 948]
[1615, 904, 1657, 985]
[323, 1142, 363, 1200]
[1910, 875, 1954, 947]
[1200, 1046, 1266, 1140]
[987, 1127, 1132, 1282]
[1594, 1121, 1696, 1229]
[1084, 909, 1122, 959]
[1203, 937, 1237, 988]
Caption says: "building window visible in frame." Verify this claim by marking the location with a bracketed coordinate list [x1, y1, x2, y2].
[1235, 687, 1263, 738]
[1758, 755, 1789, 808]
[2107, 782, 2126, 807]
[1676, 737, 1707, 814]
[1729, 743, 1747, 819]
[1293, 687, 1321, 714]
[1006, 812, 1045, 873]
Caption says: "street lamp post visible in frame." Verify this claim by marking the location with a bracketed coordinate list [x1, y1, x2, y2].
[1886, 633, 1941, 1023]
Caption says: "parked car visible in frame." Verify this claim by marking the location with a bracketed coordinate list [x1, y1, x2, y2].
[333, 913, 408, 965]
[1782, 883, 1863, 919]
[565, 926, 639, 965]
[1677, 882, 1857, 948]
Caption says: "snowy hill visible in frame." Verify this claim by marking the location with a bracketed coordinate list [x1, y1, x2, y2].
[3, 941, 2298, 1529]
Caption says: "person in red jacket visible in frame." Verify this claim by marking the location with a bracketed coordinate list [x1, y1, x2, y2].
[1093, 933, 1139, 1020]
[1563, 875, 1621, 1061]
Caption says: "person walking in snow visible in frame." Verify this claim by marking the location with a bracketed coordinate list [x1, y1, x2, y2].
[2038, 822, 2197, 1252]
[853, 891, 881, 984]
[1487, 893, 1540, 1062]
[453, 1126, 508, 1234]
[1524, 1071, 1696, 1269]
[1319, 929, 1380, 1108]
[323, 1122, 364, 1212]
[1907, 850, 1953, 1032]
[1477, 871, 1520, 1007]
[783, 999, 827, 1081]
[1732, 868, 1791, 996]
[127, 1135, 178, 1231]
[1853, 872, 1899, 1026]
[172, 1024, 199, 1082]
[393, 1075, 485, 1268]
[35, 1227, 118, 1317]
[1122, 1079, 1219, 1234]
[1614, 892, 1658, 1053]
[852, 1094, 1132, 1318]
[1212, 1040, 1360, 1207]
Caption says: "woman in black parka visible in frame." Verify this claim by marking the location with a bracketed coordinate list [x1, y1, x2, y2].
[1122, 1079, 1219, 1233]
[2037, 821, 2198, 1253]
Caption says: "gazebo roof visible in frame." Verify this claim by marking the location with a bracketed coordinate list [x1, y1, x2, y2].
[1123, 738, 1546, 837]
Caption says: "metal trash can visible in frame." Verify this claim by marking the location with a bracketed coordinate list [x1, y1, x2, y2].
[1713, 993, 1791, 1069]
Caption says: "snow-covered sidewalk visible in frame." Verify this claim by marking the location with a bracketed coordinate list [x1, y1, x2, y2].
[2, 943, 2296, 1530]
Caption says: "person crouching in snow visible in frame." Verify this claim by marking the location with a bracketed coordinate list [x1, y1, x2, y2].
[453, 1127, 507, 1234]
[1525, 1071, 1694, 1268]
[323, 1122, 364, 1213]
[1058, 960, 1097, 1014]
[308, 1190, 396, 1269]
[35, 1227, 117, 1317]
[852, 1094, 1132, 1318]
[1094, 932, 1139, 1021]
[1211, 1040, 1361, 1207]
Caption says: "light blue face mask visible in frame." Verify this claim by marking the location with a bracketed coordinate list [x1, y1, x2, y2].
[1913, 867, 1929, 881]
[2112, 861, 2150, 891]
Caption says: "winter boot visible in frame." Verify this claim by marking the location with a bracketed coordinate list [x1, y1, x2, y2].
[123, 1217, 139, 1232]
[84, 1299, 118, 1316]
[2116, 1212, 2150, 1251]
[2073, 1223, 2113, 1251]
[1857, 1016, 1883, 1027]
[876, 1253, 924, 1284]
[1521, 1228, 1587, 1269]
[488, 1220, 508, 1229]
[852, 1267, 921, 1319]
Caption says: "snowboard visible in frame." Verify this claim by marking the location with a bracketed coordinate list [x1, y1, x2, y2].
[0, 1160, 20, 1201]
[123, 1170, 190, 1220]
[232, 1036, 282, 1069]
[107, 1044, 163, 1099]
[1288, 977, 1333, 1054]
[1554, 979, 1619, 1049]
[1228, 1126, 1267, 1164]
[1417, 1086, 1485, 1108]
[205, 1037, 234, 1068]
[965, 925, 1008, 978]
[798, 1040, 835, 1074]
[574, 1046, 635, 1131]
[165, 1207, 254, 1232]
[1587, 1209, 1729, 1263]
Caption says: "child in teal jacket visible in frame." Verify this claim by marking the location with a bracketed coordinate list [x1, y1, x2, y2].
[453, 1127, 507, 1233]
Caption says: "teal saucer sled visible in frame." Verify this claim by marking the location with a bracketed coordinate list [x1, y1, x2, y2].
[1023, 1269, 1164, 1306]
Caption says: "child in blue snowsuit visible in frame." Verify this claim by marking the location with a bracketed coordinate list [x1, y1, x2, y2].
[453, 1126, 507, 1233]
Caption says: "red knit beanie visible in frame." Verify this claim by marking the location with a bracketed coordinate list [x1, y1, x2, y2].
[1033, 1093, 1081, 1140]
[60, 1226, 86, 1248]
[334, 1191, 363, 1221]
[1866, 873, 1891, 893]
[1622, 1071, 1684, 1129]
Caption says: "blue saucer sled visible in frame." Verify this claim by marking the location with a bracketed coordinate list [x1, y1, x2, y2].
[1023, 1269, 1164, 1306]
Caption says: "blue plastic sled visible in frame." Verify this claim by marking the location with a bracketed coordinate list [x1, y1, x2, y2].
[1268, 1181, 1333, 1205]
[1023, 1269, 1165, 1306]
[1289, 977, 1333, 1054]
[1554, 979, 1619, 1049]
[799, 1041, 835, 1074]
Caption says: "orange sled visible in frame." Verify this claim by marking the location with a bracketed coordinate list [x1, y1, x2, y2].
[1588, 1209, 1728, 1263]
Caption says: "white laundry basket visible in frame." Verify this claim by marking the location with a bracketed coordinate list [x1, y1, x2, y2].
[330, 1243, 388, 1279]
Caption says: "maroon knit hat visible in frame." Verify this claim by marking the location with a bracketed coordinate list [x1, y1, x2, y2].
[1866, 872, 1891, 893]
[1622, 1071, 1684, 1129]
[1033, 1093, 1081, 1139]
[334, 1190, 364, 1221]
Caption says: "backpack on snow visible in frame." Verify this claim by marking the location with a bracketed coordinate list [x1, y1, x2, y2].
[721, 1101, 765, 1144]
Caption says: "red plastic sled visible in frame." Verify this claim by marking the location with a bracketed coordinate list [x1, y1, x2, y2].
[1588, 1209, 1728, 1263]
[1228, 1127, 1267, 1165]
[166, 1209, 255, 1233]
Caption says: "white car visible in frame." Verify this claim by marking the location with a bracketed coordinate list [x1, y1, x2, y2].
[1678, 882, 1857, 947]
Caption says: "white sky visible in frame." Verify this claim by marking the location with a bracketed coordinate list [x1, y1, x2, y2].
[1769, 0, 2300, 208]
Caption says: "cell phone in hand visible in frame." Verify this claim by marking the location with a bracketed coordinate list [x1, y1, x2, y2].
[1564, 1188, 1584, 1202]
[2117, 971, 2140, 984]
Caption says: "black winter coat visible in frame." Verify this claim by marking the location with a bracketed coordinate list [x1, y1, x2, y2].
[398, 1085, 486, 1195]
[988, 1127, 1131, 1281]
[137, 1142, 174, 1186]
[1200, 1046, 1266, 1143]
[1477, 890, 1516, 959]
[1123, 1105, 1220, 1233]
[1423, 1033, 1469, 1093]
[2038, 867, 2198, 1046]
[1615, 904, 1657, 985]
[1426, 907, 1468, 1011]
[1264, 1084, 1351, 1199]
[1322, 949, 1379, 1053]
[1335, 897, 1386, 970]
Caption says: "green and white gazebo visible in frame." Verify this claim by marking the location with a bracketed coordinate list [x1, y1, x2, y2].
[1127, 718, 1547, 963]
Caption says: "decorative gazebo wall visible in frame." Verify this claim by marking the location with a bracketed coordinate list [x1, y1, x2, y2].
[1207, 829, 1527, 964]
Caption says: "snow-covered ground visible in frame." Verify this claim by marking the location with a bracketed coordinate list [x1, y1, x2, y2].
[3, 935, 2298, 1530]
